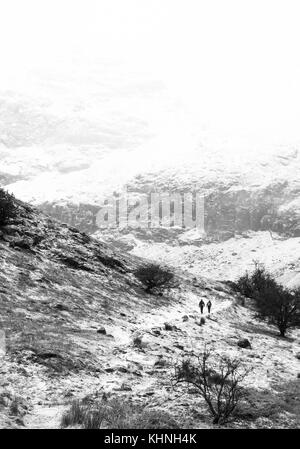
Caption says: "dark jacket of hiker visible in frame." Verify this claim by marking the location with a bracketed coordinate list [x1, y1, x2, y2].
[199, 299, 205, 314]
[207, 300, 212, 313]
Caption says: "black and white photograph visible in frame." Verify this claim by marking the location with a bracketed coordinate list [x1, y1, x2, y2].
[0, 0, 299, 436]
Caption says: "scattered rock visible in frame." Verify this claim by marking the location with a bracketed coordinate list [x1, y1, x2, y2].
[237, 338, 252, 349]
[144, 390, 155, 396]
[164, 322, 177, 331]
[119, 383, 132, 391]
[182, 315, 189, 322]
[132, 370, 143, 377]
[97, 327, 107, 335]
[133, 336, 142, 347]
[154, 355, 167, 368]
[55, 304, 69, 311]
[117, 366, 129, 374]
[295, 352, 300, 360]
[247, 353, 261, 359]
[105, 334, 115, 340]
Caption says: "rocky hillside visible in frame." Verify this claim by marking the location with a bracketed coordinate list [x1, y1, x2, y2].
[130, 231, 300, 289]
[2, 91, 299, 243]
[9, 147, 300, 240]
[0, 196, 299, 429]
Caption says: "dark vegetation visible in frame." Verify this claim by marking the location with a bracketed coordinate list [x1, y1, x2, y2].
[96, 253, 125, 271]
[234, 379, 300, 427]
[237, 265, 300, 337]
[134, 263, 174, 293]
[0, 188, 17, 227]
[61, 397, 179, 429]
[174, 349, 251, 424]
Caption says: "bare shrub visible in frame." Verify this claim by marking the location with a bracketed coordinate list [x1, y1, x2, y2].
[237, 266, 300, 337]
[134, 263, 174, 294]
[173, 349, 251, 424]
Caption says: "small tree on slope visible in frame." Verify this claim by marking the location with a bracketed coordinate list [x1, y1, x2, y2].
[237, 266, 300, 337]
[173, 349, 251, 424]
[134, 263, 174, 294]
[254, 283, 300, 337]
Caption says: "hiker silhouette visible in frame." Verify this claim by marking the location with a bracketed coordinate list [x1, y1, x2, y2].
[199, 299, 205, 314]
[207, 300, 212, 314]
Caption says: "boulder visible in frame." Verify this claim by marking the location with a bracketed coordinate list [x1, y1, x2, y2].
[118, 383, 132, 391]
[55, 304, 69, 311]
[13, 238, 33, 250]
[164, 322, 176, 331]
[237, 338, 252, 349]
[97, 327, 107, 335]
[154, 356, 167, 368]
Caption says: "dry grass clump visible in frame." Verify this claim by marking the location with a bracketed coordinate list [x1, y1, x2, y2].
[61, 397, 179, 429]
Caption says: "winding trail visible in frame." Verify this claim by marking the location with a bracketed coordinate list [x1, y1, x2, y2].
[24, 288, 233, 429]
[24, 405, 65, 429]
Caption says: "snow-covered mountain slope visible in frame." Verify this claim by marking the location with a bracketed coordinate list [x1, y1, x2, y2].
[1, 64, 299, 220]
[0, 63, 299, 292]
[129, 231, 300, 288]
[0, 196, 299, 429]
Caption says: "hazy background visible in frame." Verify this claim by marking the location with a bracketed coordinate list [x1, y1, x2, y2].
[1, 0, 300, 140]
[1, 0, 300, 203]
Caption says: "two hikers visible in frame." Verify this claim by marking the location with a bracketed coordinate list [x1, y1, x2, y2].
[199, 299, 212, 314]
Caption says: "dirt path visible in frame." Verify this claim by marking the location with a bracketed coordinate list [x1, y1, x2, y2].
[24, 405, 66, 429]
[135, 289, 232, 332]
[23, 291, 233, 429]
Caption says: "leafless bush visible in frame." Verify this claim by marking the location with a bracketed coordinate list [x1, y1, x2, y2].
[173, 349, 251, 424]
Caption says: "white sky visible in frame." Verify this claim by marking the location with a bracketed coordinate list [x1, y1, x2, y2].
[1, 0, 300, 144]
